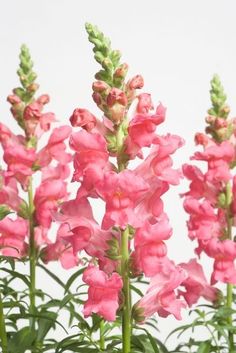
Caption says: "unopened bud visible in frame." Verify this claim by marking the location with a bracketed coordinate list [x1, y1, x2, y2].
[194, 133, 209, 146]
[92, 80, 110, 93]
[114, 63, 129, 78]
[69, 108, 97, 132]
[128, 75, 144, 90]
[92, 92, 102, 106]
[107, 88, 127, 107]
[27, 83, 39, 93]
[7, 94, 21, 105]
[37, 94, 50, 105]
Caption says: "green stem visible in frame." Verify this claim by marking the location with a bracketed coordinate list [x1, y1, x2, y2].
[0, 291, 8, 353]
[226, 182, 234, 352]
[121, 227, 131, 353]
[28, 177, 36, 334]
[99, 319, 105, 350]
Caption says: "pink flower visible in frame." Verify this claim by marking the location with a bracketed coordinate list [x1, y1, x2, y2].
[133, 215, 172, 276]
[178, 259, 218, 306]
[204, 239, 236, 284]
[135, 134, 183, 185]
[83, 265, 123, 321]
[56, 197, 117, 272]
[0, 171, 23, 211]
[96, 170, 148, 229]
[4, 144, 36, 188]
[23, 97, 56, 138]
[182, 164, 219, 204]
[70, 130, 111, 198]
[136, 263, 187, 321]
[0, 217, 28, 257]
[69, 108, 97, 131]
[183, 197, 225, 244]
[136, 93, 154, 114]
[128, 75, 144, 90]
[35, 179, 68, 228]
[37, 125, 72, 167]
[125, 103, 166, 158]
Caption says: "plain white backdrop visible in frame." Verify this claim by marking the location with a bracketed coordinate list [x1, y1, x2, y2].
[1, 0, 236, 349]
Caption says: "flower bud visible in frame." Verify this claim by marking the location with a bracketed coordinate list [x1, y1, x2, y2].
[114, 63, 129, 78]
[137, 93, 153, 113]
[37, 94, 50, 105]
[107, 88, 127, 107]
[69, 108, 97, 131]
[92, 80, 110, 93]
[27, 83, 39, 93]
[194, 133, 210, 146]
[128, 75, 144, 90]
[214, 118, 228, 129]
[109, 104, 126, 124]
[92, 92, 102, 106]
[7, 94, 21, 105]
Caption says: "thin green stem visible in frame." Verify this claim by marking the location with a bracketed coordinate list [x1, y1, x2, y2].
[28, 177, 36, 334]
[0, 291, 8, 353]
[99, 319, 105, 350]
[225, 182, 234, 352]
[121, 227, 131, 353]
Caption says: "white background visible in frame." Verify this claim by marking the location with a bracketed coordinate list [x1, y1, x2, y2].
[1, 0, 236, 349]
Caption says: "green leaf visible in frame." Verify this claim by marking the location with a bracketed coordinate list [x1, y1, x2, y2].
[37, 311, 58, 341]
[0, 268, 30, 287]
[196, 341, 211, 353]
[8, 327, 37, 353]
[64, 267, 85, 293]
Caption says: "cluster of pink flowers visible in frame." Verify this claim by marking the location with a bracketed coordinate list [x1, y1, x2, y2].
[0, 88, 72, 263]
[183, 111, 236, 284]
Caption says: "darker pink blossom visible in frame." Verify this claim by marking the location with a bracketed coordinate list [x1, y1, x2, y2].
[83, 265, 123, 321]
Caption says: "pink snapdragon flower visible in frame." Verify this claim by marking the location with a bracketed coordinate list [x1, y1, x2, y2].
[96, 170, 148, 229]
[136, 262, 187, 321]
[125, 103, 166, 159]
[178, 259, 218, 306]
[83, 265, 123, 321]
[37, 125, 72, 167]
[23, 95, 56, 138]
[0, 217, 28, 257]
[70, 130, 111, 198]
[133, 214, 172, 276]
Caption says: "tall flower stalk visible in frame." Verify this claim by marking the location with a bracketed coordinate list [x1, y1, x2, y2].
[183, 75, 236, 352]
[59, 23, 218, 353]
